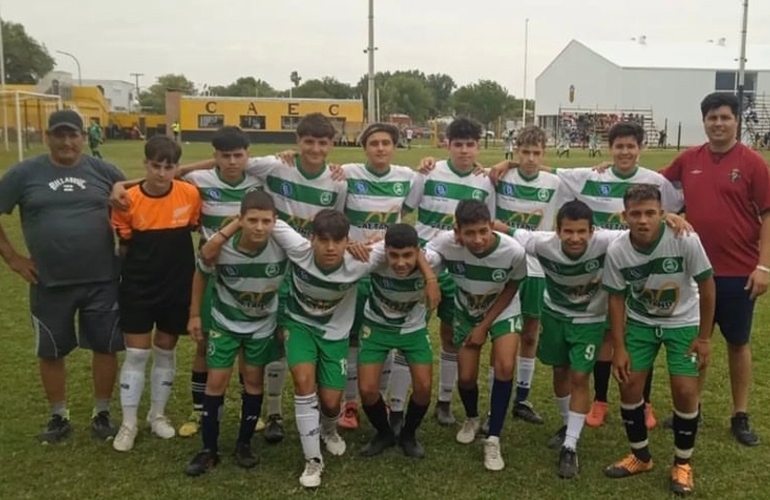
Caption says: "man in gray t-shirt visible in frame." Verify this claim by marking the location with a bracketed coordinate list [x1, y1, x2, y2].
[0, 110, 126, 444]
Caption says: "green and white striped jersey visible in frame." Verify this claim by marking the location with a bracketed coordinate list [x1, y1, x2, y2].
[404, 160, 496, 246]
[555, 165, 683, 229]
[602, 225, 713, 327]
[183, 168, 263, 241]
[342, 163, 416, 243]
[513, 229, 624, 323]
[426, 231, 527, 325]
[197, 233, 288, 338]
[270, 220, 384, 340]
[246, 155, 347, 238]
[364, 250, 443, 334]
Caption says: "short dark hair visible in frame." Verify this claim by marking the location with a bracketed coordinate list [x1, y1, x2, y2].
[296, 113, 336, 139]
[446, 117, 482, 142]
[384, 223, 419, 249]
[608, 122, 644, 146]
[623, 184, 661, 208]
[556, 200, 594, 230]
[240, 190, 275, 215]
[144, 135, 182, 164]
[312, 209, 350, 240]
[455, 199, 491, 227]
[212, 126, 250, 152]
[359, 122, 400, 147]
[516, 126, 547, 148]
[700, 92, 739, 119]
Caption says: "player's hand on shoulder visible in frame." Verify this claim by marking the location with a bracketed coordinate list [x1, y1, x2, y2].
[110, 183, 131, 211]
[592, 161, 613, 173]
[417, 157, 436, 174]
[472, 163, 489, 176]
[329, 163, 346, 182]
[488, 160, 514, 185]
[346, 241, 371, 262]
[274, 150, 297, 166]
[664, 213, 693, 236]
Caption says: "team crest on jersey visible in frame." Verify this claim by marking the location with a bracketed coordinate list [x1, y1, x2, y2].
[434, 183, 448, 197]
[280, 182, 293, 196]
[320, 192, 333, 205]
[265, 263, 281, 277]
[207, 188, 222, 201]
[361, 325, 372, 339]
[415, 277, 425, 290]
[471, 189, 484, 200]
[537, 189, 550, 202]
[491, 269, 508, 282]
[380, 277, 395, 290]
[451, 262, 466, 274]
[355, 181, 368, 194]
[393, 183, 405, 196]
[729, 169, 741, 183]
[339, 282, 351, 291]
[629, 268, 644, 279]
[584, 259, 600, 273]
[599, 184, 612, 197]
[547, 261, 560, 273]
[296, 268, 310, 281]
[222, 265, 238, 277]
[662, 258, 680, 273]
[503, 183, 515, 196]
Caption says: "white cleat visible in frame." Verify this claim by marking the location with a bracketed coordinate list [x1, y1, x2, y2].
[484, 436, 506, 471]
[456, 417, 481, 444]
[299, 459, 324, 488]
[148, 414, 176, 439]
[321, 429, 347, 456]
[112, 424, 138, 452]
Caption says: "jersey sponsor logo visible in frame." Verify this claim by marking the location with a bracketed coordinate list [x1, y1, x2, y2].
[265, 263, 281, 277]
[599, 184, 612, 197]
[393, 182, 405, 196]
[471, 189, 485, 200]
[355, 181, 368, 194]
[48, 176, 87, 192]
[206, 188, 222, 200]
[320, 192, 333, 205]
[503, 183, 515, 197]
[584, 259, 601, 273]
[491, 269, 508, 282]
[380, 277, 395, 290]
[284, 215, 313, 237]
[449, 262, 466, 275]
[546, 261, 561, 273]
[237, 287, 278, 312]
[433, 183, 448, 197]
[279, 182, 293, 196]
[637, 281, 680, 314]
[661, 258, 680, 274]
[222, 265, 239, 277]
[505, 210, 544, 231]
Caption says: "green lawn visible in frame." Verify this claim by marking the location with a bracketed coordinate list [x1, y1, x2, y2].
[1, 141, 769, 499]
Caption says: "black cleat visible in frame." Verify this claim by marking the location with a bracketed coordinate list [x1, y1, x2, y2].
[389, 411, 404, 437]
[558, 447, 579, 479]
[398, 435, 425, 458]
[360, 431, 396, 457]
[234, 442, 259, 468]
[185, 449, 220, 476]
[547, 425, 567, 449]
[731, 412, 760, 447]
[38, 414, 72, 444]
[91, 411, 118, 441]
[434, 401, 455, 426]
[263, 414, 285, 444]
[513, 400, 544, 424]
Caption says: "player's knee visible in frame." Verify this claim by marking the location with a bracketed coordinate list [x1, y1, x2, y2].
[358, 377, 380, 405]
[727, 340, 751, 353]
[205, 371, 230, 395]
[411, 375, 432, 404]
[291, 371, 315, 395]
[671, 383, 699, 411]
[319, 393, 342, 416]
[493, 361, 515, 381]
[570, 370, 590, 389]
[153, 332, 178, 350]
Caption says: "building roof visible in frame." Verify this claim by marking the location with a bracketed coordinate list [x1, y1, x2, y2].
[575, 39, 770, 71]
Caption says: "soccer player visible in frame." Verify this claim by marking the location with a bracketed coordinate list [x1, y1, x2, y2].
[602, 184, 714, 496]
[404, 117, 496, 426]
[112, 136, 201, 451]
[185, 191, 286, 476]
[426, 200, 527, 471]
[88, 119, 104, 159]
[358, 223, 441, 458]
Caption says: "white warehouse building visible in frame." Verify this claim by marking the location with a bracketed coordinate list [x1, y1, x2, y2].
[535, 38, 770, 146]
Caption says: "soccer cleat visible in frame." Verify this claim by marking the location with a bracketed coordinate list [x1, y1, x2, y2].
[546, 425, 567, 450]
[360, 431, 396, 457]
[148, 414, 176, 439]
[604, 454, 654, 478]
[585, 401, 609, 427]
[321, 428, 347, 456]
[645, 403, 657, 430]
[299, 458, 324, 488]
[480, 412, 491, 436]
[731, 412, 760, 447]
[91, 411, 118, 440]
[178, 412, 201, 438]
[483, 436, 505, 471]
[398, 435, 425, 458]
[263, 414, 285, 444]
[233, 442, 260, 468]
[512, 401, 544, 425]
[255, 417, 266, 432]
[558, 447, 579, 479]
[456, 417, 481, 444]
[670, 463, 694, 496]
[112, 424, 138, 452]
[38, 414, 72, 444]
[389, 411, 404, 437]
[435, 401, 456, 426]
[338, 401, 359, 430]
[185, 449, 219, 477]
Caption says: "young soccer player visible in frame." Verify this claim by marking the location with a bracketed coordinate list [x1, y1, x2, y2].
[112, 136, 201, 452]
[602, 184, 714, 496]
[403, 117, 496, 426]
[185, 191, 286, 476]
[426, 200, 527, 472]
[88, 119, 103, 159]
[358, 223, 441, 459]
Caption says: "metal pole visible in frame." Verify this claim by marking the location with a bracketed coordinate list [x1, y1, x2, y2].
[0, 12, 8, 151]
[522, 18, 529, 125]
[366, 0, 376, 123]
[736, 0, 749, 142]
[56, 50, 82, 86]
[15, 91, 22, 161]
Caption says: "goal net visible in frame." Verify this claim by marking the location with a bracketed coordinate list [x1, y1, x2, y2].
[0, 90, 62, 161]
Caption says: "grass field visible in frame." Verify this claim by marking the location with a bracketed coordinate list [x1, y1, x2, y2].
[1, 141, 769, 499]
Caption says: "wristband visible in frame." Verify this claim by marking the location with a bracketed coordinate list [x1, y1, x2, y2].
[216, 230, 231, 240]
[757, 265, 770, 273]
[425, 276, 438, 283]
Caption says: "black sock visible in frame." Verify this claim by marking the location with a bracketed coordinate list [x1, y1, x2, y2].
[191, 371, 207, 412]
[401, 397, 429, 439]
[488, 379, 513, 437]
[458, 383, 479, 419]
[621, 401, 650, 462]
[593, 361, 611, 403]
[643, 368, 653, 403]
[237, 393, 263, 445]
[673, 410, 699, 465]
[362, 396, 392, 435]
[201, 394, 224, 453]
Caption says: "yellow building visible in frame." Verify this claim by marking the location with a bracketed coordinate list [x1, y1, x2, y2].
[168, 94, 364, 143]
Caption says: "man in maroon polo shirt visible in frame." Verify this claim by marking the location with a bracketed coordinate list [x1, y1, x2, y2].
[661, 92, 770, 446]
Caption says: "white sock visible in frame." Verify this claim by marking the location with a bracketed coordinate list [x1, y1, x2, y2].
[515, 356, 535, 397]
[389, 354, 411, 412]
[266, 358, 286, 416]
[119, 347, 151, 428]
[379, 350, 394, 399]
[295, 393, 321, 461]
[556, 395, 571, 426]
[563, 411, 587, 450]
[344, 347, 359, 403]
[439, 349, 457, 403]
[320, 411, 340, 437]
[149, 345, 176, 418]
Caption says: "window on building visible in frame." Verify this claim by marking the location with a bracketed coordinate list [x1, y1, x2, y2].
[715, 71, 736, 92]
[744, 71, 757, 92]
[240, 115, 266, 130]
[281, 116, 302, 130]
[198, 114, 224, 129]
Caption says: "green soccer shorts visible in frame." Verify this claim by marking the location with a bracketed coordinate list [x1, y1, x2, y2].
[625, 322, 699, 377]
[284, 318, 349, 390]
[206, 328, 281, 369]
[437, 271, 455, 325]
[200, 275, 215, 333]
[358, 320, 432, 365]
[537, 311, 606, 373]
[520, 276, 546, 319]
[349, 277, 370, 340]
[453, 314, 522, 348]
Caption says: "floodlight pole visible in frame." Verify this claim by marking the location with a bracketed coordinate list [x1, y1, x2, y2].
[736, 0, 749, 141]
[0, 10, 8, 151]
[365, 0, 376, 123]
[56, 50, 82, 86]
[522, 18, 529, 125]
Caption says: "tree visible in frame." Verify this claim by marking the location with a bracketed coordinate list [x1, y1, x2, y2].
[138, 74, 196, 114]
[451, 80, 516, 129]
[426, 73, 456, 116]
[293, 77, 355, 99]
[209, 77, 277, 97]
[379, 74, 435, 122]
[2, 21, 54, 84]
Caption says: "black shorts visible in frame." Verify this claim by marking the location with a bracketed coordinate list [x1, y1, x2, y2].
[30, 281, 123, 359]
[714, 277, 755, 346]
[119, 298, 190, 336]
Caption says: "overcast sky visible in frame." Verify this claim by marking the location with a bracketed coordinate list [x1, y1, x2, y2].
[5, 0, 770, 97]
